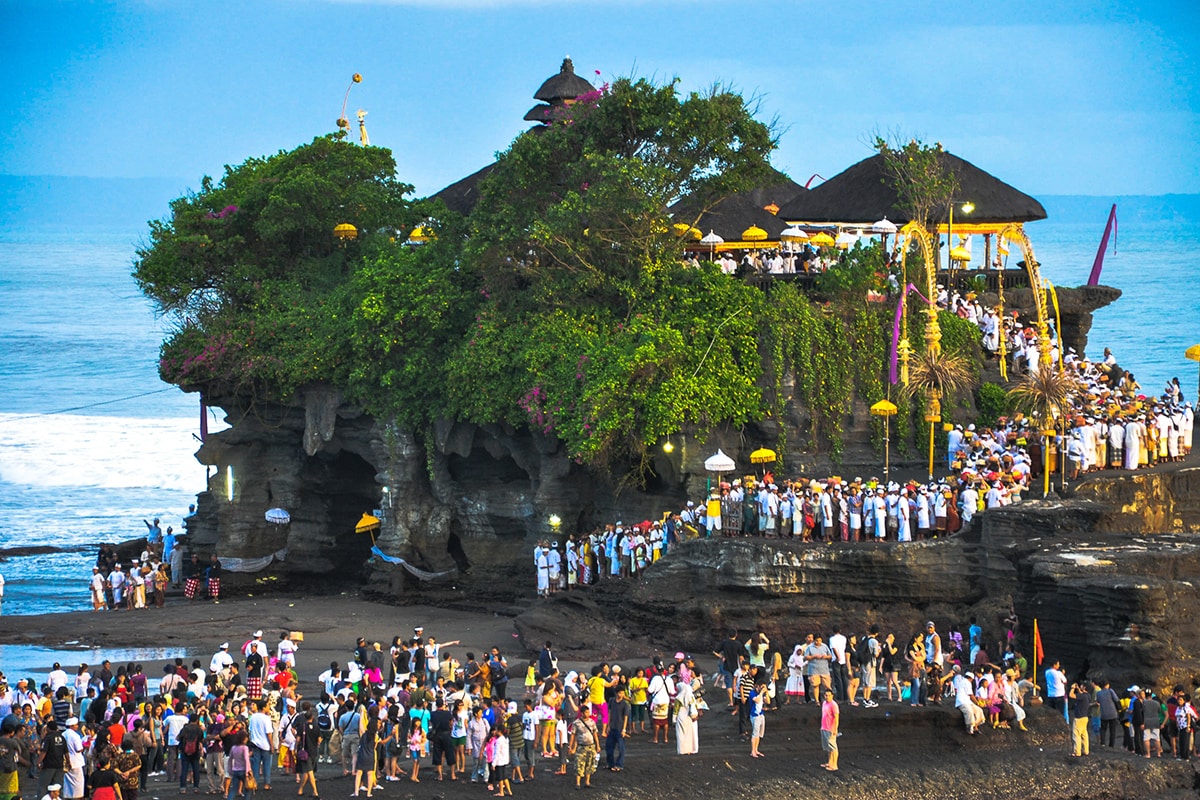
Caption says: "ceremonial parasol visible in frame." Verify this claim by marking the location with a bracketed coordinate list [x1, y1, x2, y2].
[264, 508, 291, 525]
[704, 449, 735, 472]
[749, 448, 777, 464]
[809, 232, 835, 247]
[870, 399, 898, 478]
[704, 448, 736, 493]
[1187, 344, 1200, 405]
[356, 512, 381, 545]
[700, 229, 724, 261]
[870, 217, 898, 235]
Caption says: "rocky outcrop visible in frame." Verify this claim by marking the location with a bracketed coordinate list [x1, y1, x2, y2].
[979, 283, 1121, 356]
[1070, 465, 1200, 533]
[513, 467, 1200, 689]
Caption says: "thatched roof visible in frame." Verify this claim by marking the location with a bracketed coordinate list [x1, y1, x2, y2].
[534, 57, 595, 102]
[777, 151, 1046, 226]
[523, 103, 554, 122]
[429, 162, 496, 217]
[671, 169, 806, 242]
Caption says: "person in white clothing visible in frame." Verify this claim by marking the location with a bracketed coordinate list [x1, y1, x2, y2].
[210, 642, 235, 675]
[62, 718, 86, 799]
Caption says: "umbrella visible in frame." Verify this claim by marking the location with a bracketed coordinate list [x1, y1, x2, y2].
[741, 225, 768, 242]
[809, 232, 835, 247]
[780, 225, 808, 241]
[835, 230, 858, 249]
[264, 508, 291, 525]
[356, 511, 381, 546]
[870, 400, 898, 478]
[869, 400, 898, 416]
[704, 449, 736, 472]
[749, 447, 777, 464]
[407, 226, 434, 245]
[870, 217, 898, 235]
[700, 229, 724, 261]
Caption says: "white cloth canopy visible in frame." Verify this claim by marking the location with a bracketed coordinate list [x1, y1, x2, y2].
[264, 508, 291, 524]
[871, 217, 898, 234]
[700, 230, 724, 245]
[218, 547, 289, 573]
[704, 449, 736, 472]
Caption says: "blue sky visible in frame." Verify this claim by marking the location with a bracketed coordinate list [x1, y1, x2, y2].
[2, 0, 1197, 197]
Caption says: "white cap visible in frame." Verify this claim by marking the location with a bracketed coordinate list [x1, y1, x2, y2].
[253, 630, 263, 638]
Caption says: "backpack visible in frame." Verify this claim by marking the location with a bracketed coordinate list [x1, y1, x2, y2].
[855, 637, 874, 667]
[183, 736, 199, 756]
[316, 705, 333, 731]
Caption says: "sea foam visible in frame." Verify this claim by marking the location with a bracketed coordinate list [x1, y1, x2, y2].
[0, 412, 213, 493]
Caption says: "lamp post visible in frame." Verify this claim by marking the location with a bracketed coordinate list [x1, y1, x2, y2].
[946, 200, 975, 286]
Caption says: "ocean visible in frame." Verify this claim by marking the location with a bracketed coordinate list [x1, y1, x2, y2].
[0, 181, 1197, 619]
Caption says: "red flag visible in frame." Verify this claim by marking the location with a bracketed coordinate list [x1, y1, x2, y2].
[1033, 618, 1044, 666]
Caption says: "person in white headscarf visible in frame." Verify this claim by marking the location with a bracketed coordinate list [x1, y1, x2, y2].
[785, 645, 806, 704]
[674, 680, 699, 754]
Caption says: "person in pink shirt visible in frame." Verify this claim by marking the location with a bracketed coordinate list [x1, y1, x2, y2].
[820, 689, 839, 771]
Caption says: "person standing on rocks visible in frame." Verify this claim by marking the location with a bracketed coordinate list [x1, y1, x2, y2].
[1069, 681, 1095, 757]
[819, 689, 839, 772]
[1044, 660, 1067, 720]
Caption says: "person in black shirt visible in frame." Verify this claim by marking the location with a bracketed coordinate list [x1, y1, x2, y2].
[713, 631, 743, 708]
[205, 556, 221, 601]
[40, 720, 68, 790]
[427, 699, 455, 781]
[605, 687, 631, 772]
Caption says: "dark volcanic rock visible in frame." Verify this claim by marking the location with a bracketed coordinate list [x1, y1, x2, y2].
[513, 465, 1200, 689]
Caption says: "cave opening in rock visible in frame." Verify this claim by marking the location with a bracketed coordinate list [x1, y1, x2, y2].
[303, 449, 379, 579]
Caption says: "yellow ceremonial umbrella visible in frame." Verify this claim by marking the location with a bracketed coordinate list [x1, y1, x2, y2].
[809, 232, 835, 247]
[750, 447, 777, 464]
[672, 223, 702, 240]
[949, 246, 971, 262]
[333, 223, 357, 242]
[407, 226, 435, 245]
[870, 399, 898, 479]
[741, 225, 769, 242]
[356, 512, 381, 545]
[1187, 344, 1200, 405]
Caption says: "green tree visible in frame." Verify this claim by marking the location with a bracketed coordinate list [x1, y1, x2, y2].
[873, 135, 959, 229]
[134, 135, 414, 315]
[467, 77, 777, 317]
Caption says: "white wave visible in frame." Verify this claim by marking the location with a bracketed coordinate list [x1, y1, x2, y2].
[0, 413, 222, 493]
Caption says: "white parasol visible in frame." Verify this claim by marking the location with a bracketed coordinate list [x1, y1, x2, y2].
[264, 508, 291, 525]
[704, 449, 736, 472]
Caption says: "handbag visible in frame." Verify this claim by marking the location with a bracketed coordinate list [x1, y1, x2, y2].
[245, 773, 258, 792]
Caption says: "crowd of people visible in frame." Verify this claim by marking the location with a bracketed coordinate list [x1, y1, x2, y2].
[5, 610, 1198, 800]
[87, 509, 222, 612]
[530, 306, 1195, 594]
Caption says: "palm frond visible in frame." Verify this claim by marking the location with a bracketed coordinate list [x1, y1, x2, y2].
[1006, 367, 1078, 426]
[900, 350, 977, 402]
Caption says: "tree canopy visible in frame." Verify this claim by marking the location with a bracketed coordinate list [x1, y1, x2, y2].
[135, 77, 939, 474]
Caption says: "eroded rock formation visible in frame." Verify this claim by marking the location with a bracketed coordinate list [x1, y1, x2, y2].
[510, 471, 1200, 688]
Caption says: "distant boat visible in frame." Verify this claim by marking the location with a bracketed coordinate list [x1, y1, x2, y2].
[1087, 204, 1117, 286]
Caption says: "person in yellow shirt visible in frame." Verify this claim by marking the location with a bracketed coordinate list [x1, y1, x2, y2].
[627, 668, 650, 734]
[586, 666, 618, 736]
[706, 492, 723, 538]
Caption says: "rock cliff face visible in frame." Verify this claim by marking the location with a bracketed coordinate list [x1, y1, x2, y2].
[512, 468, 1200, 688]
